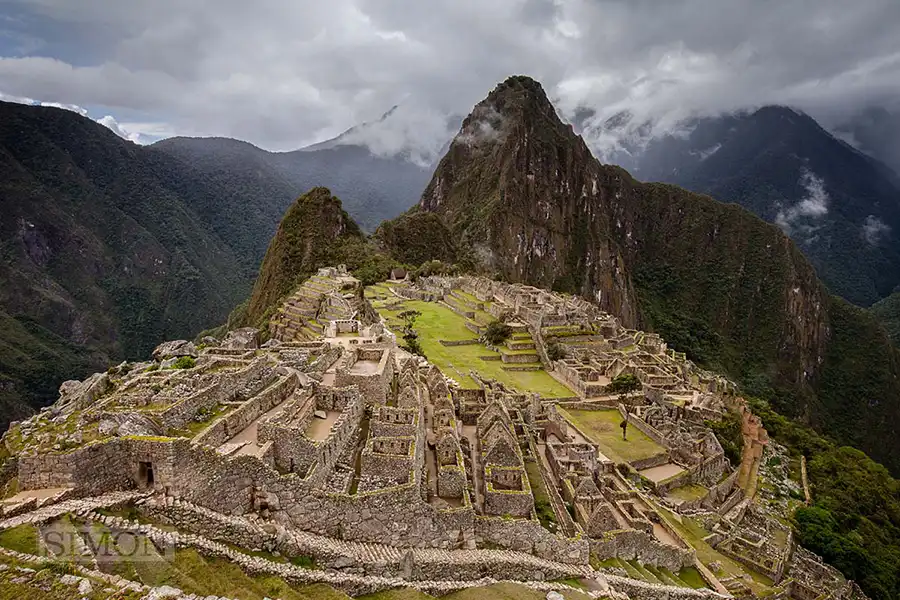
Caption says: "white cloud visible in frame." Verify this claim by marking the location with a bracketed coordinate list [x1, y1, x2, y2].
[863, 214, 890, 244]
[97, 115, 140, 142]
[2, 88, 170, 145]
[0, 0, 898, 156]
[776, 170, 830, 234]
[325, 102, 459, 167]
[455, 105, 505, 149]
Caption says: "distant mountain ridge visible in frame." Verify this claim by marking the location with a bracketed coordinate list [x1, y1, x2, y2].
[152, 104, 445, 232]
[0, 100, 274, 422]
[604, 106, 900, 306]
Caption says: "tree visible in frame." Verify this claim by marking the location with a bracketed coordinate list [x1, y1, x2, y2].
[483, 320, 513, 346]
[607, 373, 641, 394]
[547, 341, 567, 361]
[398, 310, 424, 356]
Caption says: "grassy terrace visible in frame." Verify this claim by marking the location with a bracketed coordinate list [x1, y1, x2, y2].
[559, 407, 664, 464]
[651, 503, 775, 596]
[667, 483, 709, 503]
[524, 459, 557, 530]
[369, 292, 575, 398]
[359, 583, 593, 599]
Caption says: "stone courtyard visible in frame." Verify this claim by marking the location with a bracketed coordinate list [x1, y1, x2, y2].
[0, 267, 867, 600]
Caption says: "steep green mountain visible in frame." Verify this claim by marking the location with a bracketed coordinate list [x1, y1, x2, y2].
[619, 107, 900, 307]
[381, 75, 900, 473]
[871, 291, 900, 345]
[0, 101, 286, 423]
[242, 187, 395, 326]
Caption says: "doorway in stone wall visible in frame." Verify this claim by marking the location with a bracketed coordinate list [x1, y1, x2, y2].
[138, 461, 155, 489]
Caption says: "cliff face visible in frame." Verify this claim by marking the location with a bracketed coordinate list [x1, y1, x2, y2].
[387, 76, 900, 472]
[413, 76, 827, 386]
[419, 77, 638, 324]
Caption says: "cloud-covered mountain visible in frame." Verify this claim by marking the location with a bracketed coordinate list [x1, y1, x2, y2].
[586, 106, 900, 307]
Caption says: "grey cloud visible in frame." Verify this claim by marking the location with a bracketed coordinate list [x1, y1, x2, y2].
[864, 215, 891, 245]
[775, 170, 830, 235]
[0, 0, 897, 154]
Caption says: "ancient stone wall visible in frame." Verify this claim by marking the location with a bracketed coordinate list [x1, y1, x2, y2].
[474, 516, 589, 564]
[17, 438, 134, 493]
[194, 373, 300, 448]
[591, 529, 694, 572]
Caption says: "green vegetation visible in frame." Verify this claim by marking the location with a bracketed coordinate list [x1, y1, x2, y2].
[559, 408, 664, 464]
[483, 320, 513, 346]
[793, 447, 900, 600]
[0, 523, 40, 554]
[606, 373, 640, 394]
[705, 411, 744, 466]
[171, 356, 196, 370]
[546, 341, 567, 361]
[398, 310, 424, 356]
[524, 460, 557, 530]
[667, 484, 709, 503]
[372, 298, 573, 397]
[242, 188, 402, 326]
[374, 209, 460, 267]
[744, 395, 900, 600]
[871, 291, 900, 345]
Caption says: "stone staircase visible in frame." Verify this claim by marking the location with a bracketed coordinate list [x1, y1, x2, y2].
[0, 491, 146, 531]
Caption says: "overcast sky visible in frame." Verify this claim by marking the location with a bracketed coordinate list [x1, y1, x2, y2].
[1, 0, 899, 154]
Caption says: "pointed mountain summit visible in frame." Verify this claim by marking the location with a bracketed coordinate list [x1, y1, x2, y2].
[382, 75, 900, 473]
[243, 187, 368, 324]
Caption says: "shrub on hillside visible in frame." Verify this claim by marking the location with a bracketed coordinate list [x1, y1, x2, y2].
[483, 320, 513, 346]
[172, 356, 196, 370]
[547, 341, 567, 361]
[606, 373, 640, 394]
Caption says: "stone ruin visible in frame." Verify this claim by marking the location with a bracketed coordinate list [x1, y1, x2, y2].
[0, 269, 866, 600]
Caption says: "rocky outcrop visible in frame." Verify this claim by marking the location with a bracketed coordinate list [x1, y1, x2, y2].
[152, 340, 198, 361]
[221, 327, 260, 350]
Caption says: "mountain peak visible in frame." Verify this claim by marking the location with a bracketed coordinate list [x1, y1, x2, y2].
[243, 187, 365, 324]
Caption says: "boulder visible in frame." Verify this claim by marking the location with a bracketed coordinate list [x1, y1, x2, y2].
[57, 372, 112, 411]
[314, 410, 328, 419]
[99, 413, 164, 438]
[200, 335, 219, 346]
[152, 340, 198, 361]
[222, 327, 260, 350]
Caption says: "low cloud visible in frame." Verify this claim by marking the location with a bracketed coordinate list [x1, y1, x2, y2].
[0, 0, 897, 157]
[331, 102, 459, 167]
[1, 89, 169, 145]
[97, 115, 141, 143]
[775, 170, 830, 234]
[455, 104, 505, 148]
[863, 214, 890, 244]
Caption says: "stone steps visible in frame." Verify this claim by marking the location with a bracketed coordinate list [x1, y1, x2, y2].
[0, 491, 148, 531]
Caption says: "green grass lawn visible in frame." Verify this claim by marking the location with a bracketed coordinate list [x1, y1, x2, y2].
[559, 408, 665, 464]
[0, 523, 39, 554]
[667, 484, 709, 502]
[374, 298, 575, 398]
